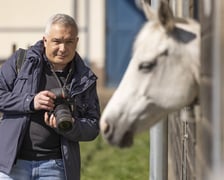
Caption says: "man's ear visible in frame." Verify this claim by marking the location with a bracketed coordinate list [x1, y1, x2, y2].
[76, 37, 79, 43]
[43, 36, 47, 47]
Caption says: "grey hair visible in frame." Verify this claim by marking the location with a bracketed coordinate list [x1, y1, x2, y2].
[45, 13, 79, 35]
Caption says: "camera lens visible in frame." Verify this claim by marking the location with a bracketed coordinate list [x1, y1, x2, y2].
[54, 104, 73, 132]
[58, 120, 73, 132]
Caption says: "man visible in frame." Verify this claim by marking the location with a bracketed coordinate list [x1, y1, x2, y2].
[0, 14, 100, 180]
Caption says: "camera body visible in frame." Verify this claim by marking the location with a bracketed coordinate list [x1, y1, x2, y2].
[49, 88, 74, 132]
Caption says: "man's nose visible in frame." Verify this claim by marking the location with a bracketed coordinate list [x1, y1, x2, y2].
[59, 43, 66, 52]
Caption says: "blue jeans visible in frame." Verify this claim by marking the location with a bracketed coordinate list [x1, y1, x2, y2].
[0, 159, 66, 180]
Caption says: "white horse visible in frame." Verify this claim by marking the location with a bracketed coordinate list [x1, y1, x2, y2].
[100, 0, 200, 147]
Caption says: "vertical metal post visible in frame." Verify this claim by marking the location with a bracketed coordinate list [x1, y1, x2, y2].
[75, 0, 90, 64]
[149, 1, 168, 179]
[74, 0, 78, 20]
[150, 120, 168, 180]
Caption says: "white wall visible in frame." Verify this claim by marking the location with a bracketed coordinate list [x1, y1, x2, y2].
[0, 0, 106, 73]
[0, 0, 74, 58]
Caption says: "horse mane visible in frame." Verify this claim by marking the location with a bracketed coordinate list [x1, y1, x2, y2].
[174, 17, 189, 24]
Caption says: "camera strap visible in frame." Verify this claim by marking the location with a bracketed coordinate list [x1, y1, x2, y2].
[49, 61, 74, 91]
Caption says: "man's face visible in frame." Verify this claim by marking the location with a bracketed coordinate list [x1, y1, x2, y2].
[43, 24, 79, 70]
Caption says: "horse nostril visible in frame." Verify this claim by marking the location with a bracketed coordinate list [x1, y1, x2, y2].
[101, 120, 110, 134]
[100, 119, 115, 142]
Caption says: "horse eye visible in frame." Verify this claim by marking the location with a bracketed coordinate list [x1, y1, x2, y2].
[138, 60, 157, 72]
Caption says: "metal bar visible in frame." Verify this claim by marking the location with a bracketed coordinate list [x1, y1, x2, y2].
[150, 120, 168, 180]
[149, 2, 168, 180]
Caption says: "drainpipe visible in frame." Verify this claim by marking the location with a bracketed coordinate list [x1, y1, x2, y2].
[84, 0, 90, 64]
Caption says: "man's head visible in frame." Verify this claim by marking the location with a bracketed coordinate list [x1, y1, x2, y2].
[43, 14, 79, 70]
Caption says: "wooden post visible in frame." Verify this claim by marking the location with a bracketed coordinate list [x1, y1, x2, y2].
[211, 0, 224, 171]
[197, 0, 224, 179]
[215, 0, 224, 163]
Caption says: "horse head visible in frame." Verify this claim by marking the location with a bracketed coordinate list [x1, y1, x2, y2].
[100, 0, 200, 147]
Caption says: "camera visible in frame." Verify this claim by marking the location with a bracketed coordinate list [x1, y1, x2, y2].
[49, 88, 74, 132]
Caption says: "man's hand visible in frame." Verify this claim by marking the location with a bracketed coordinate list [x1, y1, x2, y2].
[34, 90, 56, 111]
[44, 112, 57, 128]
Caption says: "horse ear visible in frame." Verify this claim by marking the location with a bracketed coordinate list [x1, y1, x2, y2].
[158, 0, 175, 32]
[140, 0, 157, 21]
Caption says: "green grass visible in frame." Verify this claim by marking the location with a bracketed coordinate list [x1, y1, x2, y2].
[80, 131, 150, 180]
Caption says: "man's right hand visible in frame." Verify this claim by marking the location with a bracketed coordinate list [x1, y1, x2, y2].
[33, 90, 56, 111]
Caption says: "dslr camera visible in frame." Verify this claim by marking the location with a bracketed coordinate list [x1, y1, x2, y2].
[49, 87, 74, 132]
